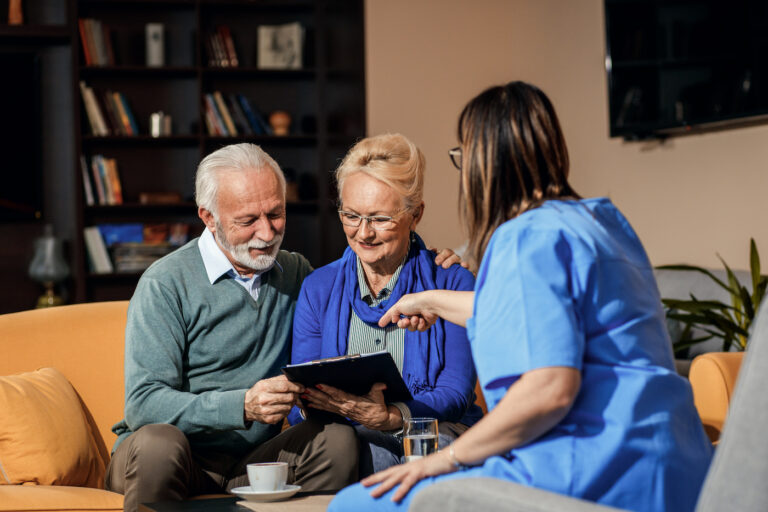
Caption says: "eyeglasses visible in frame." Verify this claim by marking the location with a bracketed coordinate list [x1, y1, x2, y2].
[337, 210, 406, 231]
[448, 147, 462, 171]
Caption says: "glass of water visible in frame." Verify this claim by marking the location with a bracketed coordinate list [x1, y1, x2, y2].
[403, 417, 439, 462]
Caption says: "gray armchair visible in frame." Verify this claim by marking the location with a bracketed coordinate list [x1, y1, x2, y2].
[410, 300, 768, 512]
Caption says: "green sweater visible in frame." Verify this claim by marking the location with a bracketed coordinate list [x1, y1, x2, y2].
[111, 238, 312, 455]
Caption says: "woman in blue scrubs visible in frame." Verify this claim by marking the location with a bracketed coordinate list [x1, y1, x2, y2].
[327, 82, 712, 512]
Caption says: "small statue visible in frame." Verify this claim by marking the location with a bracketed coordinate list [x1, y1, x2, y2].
[269, 110, 291, 136]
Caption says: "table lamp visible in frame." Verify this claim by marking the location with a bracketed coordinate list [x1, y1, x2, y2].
[28, 224, 70, 308]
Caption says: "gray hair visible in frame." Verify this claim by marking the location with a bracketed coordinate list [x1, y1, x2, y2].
[195, 143, 286, 216]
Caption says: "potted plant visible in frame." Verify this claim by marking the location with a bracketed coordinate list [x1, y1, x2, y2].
[658, 238, 767, 354]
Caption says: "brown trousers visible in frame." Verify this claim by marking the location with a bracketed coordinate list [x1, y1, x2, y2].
[105, 419, 358, 512]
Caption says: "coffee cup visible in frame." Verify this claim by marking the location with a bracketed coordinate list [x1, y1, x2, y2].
[246, 462, 288, 492]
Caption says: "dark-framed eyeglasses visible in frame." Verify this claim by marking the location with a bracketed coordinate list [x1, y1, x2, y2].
[337, 210, 406, 231]
[448, 147, 462, 171]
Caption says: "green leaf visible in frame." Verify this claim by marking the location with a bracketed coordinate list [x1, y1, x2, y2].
[662, 298, 738, 313]
[755, 276, 768, 312]
[718, 254, 743, 310]
[740, 285, 754, 321]
[656, 264, 732, 293]
[751, 238, 761, 298]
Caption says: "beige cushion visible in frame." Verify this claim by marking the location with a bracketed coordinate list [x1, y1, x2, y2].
[0, 368, 105, 487]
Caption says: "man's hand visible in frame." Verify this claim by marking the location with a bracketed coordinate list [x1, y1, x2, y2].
[430, 247, 469, 270]
[244, 375, 304, 424]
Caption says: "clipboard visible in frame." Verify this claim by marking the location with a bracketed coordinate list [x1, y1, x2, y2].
[282, 351, 412, 403]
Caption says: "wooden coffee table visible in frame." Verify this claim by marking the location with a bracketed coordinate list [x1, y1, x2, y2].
[139, 492, 335, 512]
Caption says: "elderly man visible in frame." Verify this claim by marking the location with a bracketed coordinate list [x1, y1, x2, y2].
[105, 144, 358, 511]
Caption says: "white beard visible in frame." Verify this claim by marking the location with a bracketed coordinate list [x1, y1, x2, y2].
[214, 220, 283, 272]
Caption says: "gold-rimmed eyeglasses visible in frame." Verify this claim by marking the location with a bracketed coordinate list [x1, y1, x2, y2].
[448, 147, 462, 171]
[337, 210, 406, 231]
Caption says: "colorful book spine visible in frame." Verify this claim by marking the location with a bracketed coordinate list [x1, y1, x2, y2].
[89, 155, 107, 205]
[80, 155, 95, 206]
[78, 19, 93, 66]
[106, 157, 123, 204]
[236, 94, 265, 135]
[204, 93, 227, 135]
[213, 91, 238, 136]
[117, 92, 140, 135]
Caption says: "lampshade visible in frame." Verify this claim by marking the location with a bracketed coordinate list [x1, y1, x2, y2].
[28, 225, 70, 284]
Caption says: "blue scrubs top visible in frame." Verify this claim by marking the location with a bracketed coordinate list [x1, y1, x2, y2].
[329, 198, 712, 512]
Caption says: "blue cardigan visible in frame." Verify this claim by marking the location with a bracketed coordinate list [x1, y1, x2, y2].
[289, 244, 483, 427]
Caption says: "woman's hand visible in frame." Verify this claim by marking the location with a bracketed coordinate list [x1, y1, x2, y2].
[430, 246, 469, 270]
[378, 291, 440, 332]
[361, 448, 457, 502]
[301, 382, 400, 430]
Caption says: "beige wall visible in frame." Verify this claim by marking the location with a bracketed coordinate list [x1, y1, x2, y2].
[365, 0, 768, 270]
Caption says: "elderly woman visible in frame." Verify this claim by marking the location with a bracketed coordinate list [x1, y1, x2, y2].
[288, 133, 482, 477]
[327, 82, 712, 512]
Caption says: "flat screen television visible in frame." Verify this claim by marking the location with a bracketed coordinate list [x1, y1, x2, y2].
[0, 51, 42, 220]
[604, 0, 768, 140]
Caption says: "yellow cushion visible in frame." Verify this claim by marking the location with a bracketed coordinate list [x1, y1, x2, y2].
[0, 368, 105, 487]
[0, 485, 123, 511]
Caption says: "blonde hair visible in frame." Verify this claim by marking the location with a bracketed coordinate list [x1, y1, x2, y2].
[335, 133, 425, 211]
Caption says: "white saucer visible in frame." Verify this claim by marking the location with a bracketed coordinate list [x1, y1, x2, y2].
[230, 484, 301, 502]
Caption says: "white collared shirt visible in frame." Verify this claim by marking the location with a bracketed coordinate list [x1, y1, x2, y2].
[197, 228, 281, 301]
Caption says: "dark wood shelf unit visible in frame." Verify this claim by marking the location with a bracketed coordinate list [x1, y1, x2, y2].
[72, 0, 366, 302]
[0, 25, 71, 44]
[80, 65, 199, 78]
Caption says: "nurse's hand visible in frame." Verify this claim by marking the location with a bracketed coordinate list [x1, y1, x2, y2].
[362, 448, 457, 502]
[301, 382, 401, 430]
[378, 291, 439, 332]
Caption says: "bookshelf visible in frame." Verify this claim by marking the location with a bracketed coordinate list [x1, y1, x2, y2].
[0, 0, 76, 313]
[72, 0, 365, 302]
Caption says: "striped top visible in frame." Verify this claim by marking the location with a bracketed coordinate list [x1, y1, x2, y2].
[346, 256, 406, 373]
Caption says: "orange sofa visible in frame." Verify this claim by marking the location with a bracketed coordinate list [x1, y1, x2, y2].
[689, 351, 744, 443]
[0, 301, 129, 512]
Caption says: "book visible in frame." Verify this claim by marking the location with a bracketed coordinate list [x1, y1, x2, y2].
[204, 93, 227, 135]
[237, 94, 272, 135]
[98, 223, 143, 246]
[95, 155, 114, 204]
[218, 25, 239, 67]
[89, 156, 107, 205]
[80, 155, 95, 206]
[83, 226, 114, 273]
[227, 93, 253, 135]
[213, 91, 237, 136]
[282, 351, 412, 406]
[79, 81, 109, 136]
[116, 92, 140, 135]
[77, 19, 93, 66]
[100, 90, 122, 135]
[258, 22, 304, 70]
[111, 91, 133, 135]
[105, 157, 123, 204]
[83, 19, 100, 66]
[91, 19, 108, 66]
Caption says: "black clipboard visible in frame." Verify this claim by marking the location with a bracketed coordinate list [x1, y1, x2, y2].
[282, 351, 412, 403]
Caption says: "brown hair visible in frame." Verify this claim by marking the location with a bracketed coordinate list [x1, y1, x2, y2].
[335, 133, 425, 212]
[458, 81, 579, 270]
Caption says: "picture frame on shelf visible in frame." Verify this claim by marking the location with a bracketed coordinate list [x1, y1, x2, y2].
[257, 22, 304, 70]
